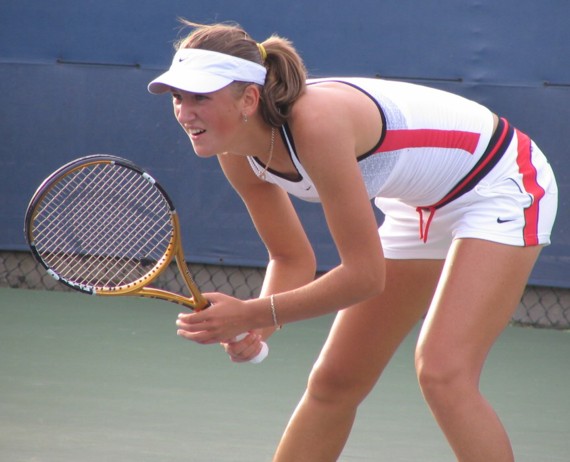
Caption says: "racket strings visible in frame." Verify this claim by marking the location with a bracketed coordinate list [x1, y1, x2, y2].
[54, 169, 168, 282]
[35, 166, 131, 259]
[36, 165, 172, 286]
[31, 162, 174, 289]
[65, 167, 172, 281]
[76, 186, 172, 286]
[37, 166, 127, 257]
[35, 166, 142, 281]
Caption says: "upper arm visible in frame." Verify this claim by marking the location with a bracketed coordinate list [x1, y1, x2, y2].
[289, 94, 385, 287]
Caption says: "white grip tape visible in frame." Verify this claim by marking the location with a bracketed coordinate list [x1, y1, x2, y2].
[234, 333, 269, 364]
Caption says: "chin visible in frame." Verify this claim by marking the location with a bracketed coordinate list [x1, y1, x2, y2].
[192, 149, 218, 159]
[189, 142, 217, 159]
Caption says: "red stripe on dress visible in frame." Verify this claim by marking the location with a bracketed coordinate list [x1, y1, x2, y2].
[515, 129, 545, 246]
[376, 129, 480, 154]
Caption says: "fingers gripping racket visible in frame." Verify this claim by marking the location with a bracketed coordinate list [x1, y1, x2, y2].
[24, 154, 268, 364]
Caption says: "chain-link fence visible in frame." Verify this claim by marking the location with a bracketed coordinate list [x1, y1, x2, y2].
[1, 251, 264, 301]
[2, 251, 569, 329]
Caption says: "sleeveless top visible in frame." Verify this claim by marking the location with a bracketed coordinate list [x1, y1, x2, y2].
[246, 77, 496, 208]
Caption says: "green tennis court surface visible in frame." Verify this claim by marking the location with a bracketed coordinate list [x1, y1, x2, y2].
[1, 287, 568, 461]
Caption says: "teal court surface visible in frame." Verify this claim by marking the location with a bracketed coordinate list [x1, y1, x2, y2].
[1, 287, 569, 461]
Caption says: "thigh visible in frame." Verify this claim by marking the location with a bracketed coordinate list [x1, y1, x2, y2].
[312, 258, 444, 395]
[417, 238, 542, 374]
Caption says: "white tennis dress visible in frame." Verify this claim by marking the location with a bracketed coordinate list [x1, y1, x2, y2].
[247, 78, 558, 258]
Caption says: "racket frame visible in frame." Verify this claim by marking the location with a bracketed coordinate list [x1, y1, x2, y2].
[24, 154, 209, 311]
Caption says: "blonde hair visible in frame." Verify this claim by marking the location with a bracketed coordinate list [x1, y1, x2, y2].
[175, 20, 307, 127]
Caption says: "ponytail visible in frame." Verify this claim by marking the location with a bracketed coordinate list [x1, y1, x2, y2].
[258, 35, 307, 126]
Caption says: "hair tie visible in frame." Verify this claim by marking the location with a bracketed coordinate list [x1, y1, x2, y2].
[257, 42, 267, 62]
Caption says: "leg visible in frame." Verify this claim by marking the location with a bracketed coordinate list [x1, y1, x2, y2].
[415, 239, 542, 462]
[273, 258, 444, 462]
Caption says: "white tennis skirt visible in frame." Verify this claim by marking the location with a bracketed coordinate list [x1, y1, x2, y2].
[376, 127, 558, 259]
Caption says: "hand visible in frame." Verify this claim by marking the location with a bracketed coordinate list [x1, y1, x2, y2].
[175, 292, 251, 344]
[222, 332, 267, 363]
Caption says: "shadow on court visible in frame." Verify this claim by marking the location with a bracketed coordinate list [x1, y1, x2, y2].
[1, 287, 568, 461]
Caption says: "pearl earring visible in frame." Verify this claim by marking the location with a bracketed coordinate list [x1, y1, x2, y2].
[242, 113, 248, 123]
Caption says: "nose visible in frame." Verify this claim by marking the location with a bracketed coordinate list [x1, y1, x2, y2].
[175, 100, 196, 127]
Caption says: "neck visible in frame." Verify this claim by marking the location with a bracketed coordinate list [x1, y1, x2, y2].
[234, 123, 276, 159]
[257, 126, 275, 179]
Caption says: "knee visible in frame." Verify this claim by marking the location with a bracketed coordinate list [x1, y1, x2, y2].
[415, 347, 472, 406]
[306, 358, 375, 408]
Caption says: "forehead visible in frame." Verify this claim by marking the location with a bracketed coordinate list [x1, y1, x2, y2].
[170, 87, 217, 96]
[171, 84, 238, 97]
[172, 83, 253, 104]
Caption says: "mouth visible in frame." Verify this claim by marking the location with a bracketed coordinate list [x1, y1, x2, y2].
[185, 127, 214, 157]
[188, 128, 206, 137]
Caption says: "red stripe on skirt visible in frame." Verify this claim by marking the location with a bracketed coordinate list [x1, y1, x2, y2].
[515, 129, 545, 246]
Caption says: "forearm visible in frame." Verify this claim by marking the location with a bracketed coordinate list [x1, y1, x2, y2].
[257, 255, 317, 339]
[251, 260, 385, 332]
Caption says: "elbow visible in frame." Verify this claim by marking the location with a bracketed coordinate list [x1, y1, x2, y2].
[269, 249, 317, 284]
[351, 256, 386, 300]
[290, 247, 317, 281]
[302, 252, 318, 282]
[365, 264, 386, 298]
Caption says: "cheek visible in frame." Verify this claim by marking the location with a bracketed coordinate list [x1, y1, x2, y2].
[172, 103, 181, 122]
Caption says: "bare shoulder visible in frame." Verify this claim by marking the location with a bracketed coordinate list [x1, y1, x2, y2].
[290, 81, 383, 159]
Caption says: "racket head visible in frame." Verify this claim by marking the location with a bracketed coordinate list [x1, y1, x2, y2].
[24, 154, 180, 297]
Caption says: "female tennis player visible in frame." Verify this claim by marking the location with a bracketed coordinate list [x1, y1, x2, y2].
[148, 21, 558, 462]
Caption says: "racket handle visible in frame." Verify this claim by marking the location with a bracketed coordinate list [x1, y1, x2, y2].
[233, 333, 269, 364]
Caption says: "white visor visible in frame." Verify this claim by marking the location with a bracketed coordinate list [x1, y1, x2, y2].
[148, 48, 267, 94]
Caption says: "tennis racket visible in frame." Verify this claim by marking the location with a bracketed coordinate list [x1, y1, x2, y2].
[24, 154, 268, 364]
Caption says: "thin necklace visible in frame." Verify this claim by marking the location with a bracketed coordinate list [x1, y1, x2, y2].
[259, 127, 275, 180]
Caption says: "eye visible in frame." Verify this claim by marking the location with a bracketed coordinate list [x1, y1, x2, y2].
[193, 94, 208, 102]
[171, 92, 182, 103]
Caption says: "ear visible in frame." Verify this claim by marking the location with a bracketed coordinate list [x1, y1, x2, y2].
[241, 84, 261, 119]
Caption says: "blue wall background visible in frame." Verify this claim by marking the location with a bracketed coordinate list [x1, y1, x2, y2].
[1, 0, 568, 287]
